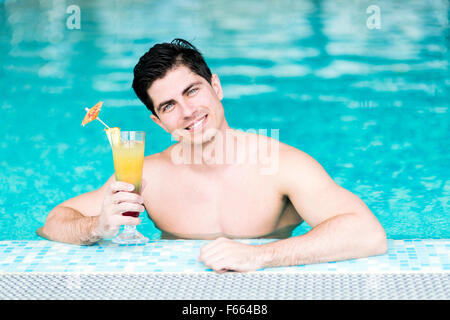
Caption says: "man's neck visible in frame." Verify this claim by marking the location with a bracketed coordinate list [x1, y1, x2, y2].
[179, 126, 242, 172]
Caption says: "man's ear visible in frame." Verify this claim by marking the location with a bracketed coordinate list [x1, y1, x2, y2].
[150, 114, 169, 133]
[211, 73, 223, 100]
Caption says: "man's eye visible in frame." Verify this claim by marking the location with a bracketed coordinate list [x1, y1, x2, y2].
[188, 88, 198, 95]
[163, 103, 174, 112]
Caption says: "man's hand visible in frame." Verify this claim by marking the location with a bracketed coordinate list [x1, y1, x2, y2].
[95, 181, 146, 239]
[198, 237, 267, 273]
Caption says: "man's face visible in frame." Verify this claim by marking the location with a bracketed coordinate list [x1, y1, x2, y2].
[148, 65, 225, 145]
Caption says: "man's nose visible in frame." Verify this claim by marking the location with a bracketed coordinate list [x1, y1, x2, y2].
[179, 99, 198, 119]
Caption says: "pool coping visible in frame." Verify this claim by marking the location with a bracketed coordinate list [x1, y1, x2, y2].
[0, 239, 448, 273]
[0, 239, 448, 300]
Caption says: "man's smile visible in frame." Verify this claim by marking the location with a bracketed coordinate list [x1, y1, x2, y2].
[185, 114, 208, 132]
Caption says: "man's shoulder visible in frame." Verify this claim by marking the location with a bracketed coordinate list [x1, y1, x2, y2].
[233, 129, 317, 170]
[278, 141, 310, 161]
[144, 151, 165, 163]
[143, 151, 170, 175]
[143, 149, 174, 168]
[276, 142, 326, 178]
[276, 141, 336, 196]
[142, 145, 185, 174]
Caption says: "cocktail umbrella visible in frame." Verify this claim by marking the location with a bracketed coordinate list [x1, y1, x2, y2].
[81, 101, 119, 145]
[81, 101, 110, 128]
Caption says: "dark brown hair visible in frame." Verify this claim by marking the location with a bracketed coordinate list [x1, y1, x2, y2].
[132, 38, 212, 117]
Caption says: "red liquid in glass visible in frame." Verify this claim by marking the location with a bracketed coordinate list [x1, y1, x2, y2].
[122, 211, 140, 218]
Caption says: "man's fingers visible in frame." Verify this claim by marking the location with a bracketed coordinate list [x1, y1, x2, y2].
[205, 257, 230, 273]
[200, 237, 228, 251]
[199, 237, 231, 259]
[111, 191, 143, 204]
[216, 268, 229, 274]
[199, 245, 225, 262]
[110, 181, 134, 193]
[114, 202, 145, 215]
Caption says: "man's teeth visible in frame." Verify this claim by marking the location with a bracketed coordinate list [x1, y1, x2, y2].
[186, 116, 206, 130]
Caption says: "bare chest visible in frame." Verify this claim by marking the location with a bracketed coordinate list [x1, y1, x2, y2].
[144, 164, 285, 238]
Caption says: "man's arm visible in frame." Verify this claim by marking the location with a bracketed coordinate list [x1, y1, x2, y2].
[260, 144, 388, 267]
[38, 175, 145, 245]
[37, 206, 103, 246]
[198, 144, 387, 272]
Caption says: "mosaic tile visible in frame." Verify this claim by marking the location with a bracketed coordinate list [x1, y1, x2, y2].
[0, 239, 448, 274]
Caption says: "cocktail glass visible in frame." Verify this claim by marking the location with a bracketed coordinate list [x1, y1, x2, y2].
[110, 131, 149, 244]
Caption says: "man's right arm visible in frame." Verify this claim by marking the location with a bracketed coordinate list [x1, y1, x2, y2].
[37, 175, 145, 245]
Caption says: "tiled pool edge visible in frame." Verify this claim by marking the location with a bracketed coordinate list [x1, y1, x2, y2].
[0, 239, 448, 299]
[0, 239, 448, 273]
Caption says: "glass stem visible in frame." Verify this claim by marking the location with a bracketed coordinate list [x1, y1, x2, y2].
[123, 225, 136, 233]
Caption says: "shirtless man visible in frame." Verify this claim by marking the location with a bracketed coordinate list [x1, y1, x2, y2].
[38, 39, 387, 273]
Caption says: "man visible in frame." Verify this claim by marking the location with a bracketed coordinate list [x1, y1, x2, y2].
[38, 39, 387, 273]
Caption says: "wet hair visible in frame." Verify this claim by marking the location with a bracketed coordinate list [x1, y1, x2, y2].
[132, 38, 212, 117]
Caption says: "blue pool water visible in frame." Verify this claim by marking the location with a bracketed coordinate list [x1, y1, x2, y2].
[0, 0, 448, 240]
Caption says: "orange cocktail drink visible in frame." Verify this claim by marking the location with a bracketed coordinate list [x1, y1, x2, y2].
[81, 103, 148, 244]
[111, 131, 145, 218]
[108, 130, 148, 244]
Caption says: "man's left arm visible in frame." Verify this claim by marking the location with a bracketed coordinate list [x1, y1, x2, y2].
[259, 145, 387, 268]
[198, 144, 387, 272]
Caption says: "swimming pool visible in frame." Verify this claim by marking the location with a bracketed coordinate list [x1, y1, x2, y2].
[0, 0, 448, 241]
[0, 0, 449, 301]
